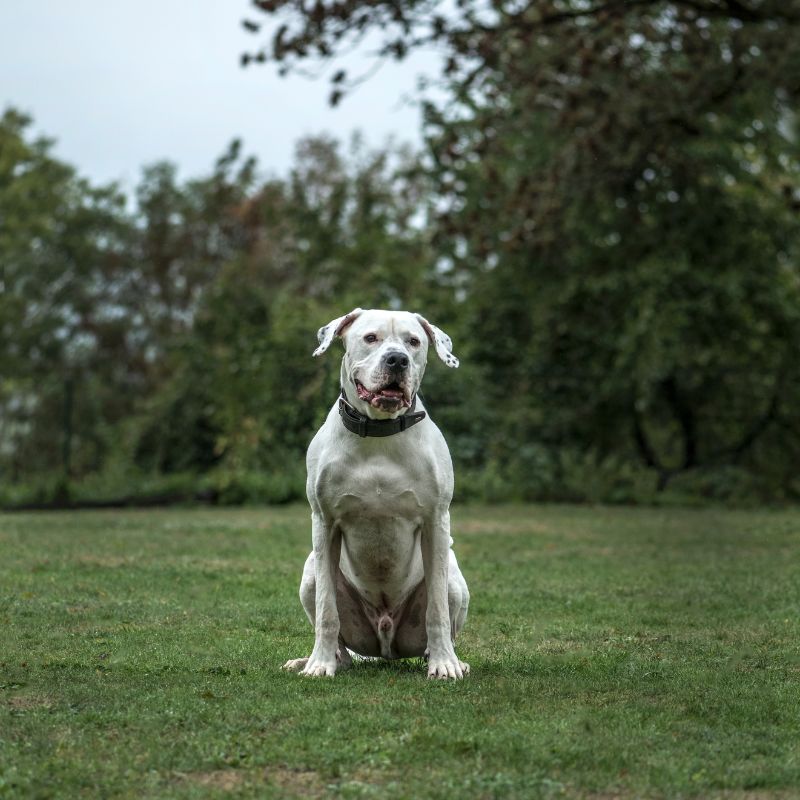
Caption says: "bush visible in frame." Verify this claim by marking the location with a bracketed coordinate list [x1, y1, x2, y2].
[212, 466, 306, 505]
[455, 447, 658, 505]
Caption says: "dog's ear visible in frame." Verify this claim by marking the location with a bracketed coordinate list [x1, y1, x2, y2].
[313, 308, 363, 356]
[414, 314, 459, 368]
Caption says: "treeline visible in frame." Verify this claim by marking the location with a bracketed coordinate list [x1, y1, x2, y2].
[0, 115, 446, 506]
[3, 2, 800, 507]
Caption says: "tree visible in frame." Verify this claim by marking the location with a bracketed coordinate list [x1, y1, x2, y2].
[0, 112, 448, 503]
[0, 109, 133, 484]
[241, 1, 800, 106]
[132, 134, 441, 480]
[427, 1, 800, 489]
[243, 0, 800, 494]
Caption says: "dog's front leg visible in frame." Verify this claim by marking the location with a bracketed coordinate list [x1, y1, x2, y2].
[421, 510, 469, 680]
[302, 512, 341, 677]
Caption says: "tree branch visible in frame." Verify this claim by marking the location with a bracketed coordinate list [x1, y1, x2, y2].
[511, 0, 800, 31]
[729, 383, 781, 461]
[632, 404, 662, 470]
[661, 376, 698, 470]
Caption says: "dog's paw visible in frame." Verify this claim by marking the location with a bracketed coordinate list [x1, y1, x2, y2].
[427, 652, 470, 680]
[282, 657, 310, 672]
[300, 654, 337, 677]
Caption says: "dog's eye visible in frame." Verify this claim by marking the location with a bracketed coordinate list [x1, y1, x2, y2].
[408, 337, 421, 348]
[364, 333, 378, 344]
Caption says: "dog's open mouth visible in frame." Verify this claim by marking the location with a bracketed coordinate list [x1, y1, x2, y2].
[355, 380, 411, 409]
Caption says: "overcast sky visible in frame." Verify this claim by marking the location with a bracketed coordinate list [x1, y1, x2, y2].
[1, 1, 442, 192]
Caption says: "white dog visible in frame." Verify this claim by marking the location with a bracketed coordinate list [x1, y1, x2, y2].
[282, 308, 470, 679]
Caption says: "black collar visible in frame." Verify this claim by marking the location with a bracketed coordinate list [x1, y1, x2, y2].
[338, 387, 426, 438]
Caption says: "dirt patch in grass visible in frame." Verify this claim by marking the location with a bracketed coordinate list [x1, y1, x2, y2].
[6, 694, 52, 710]
[578, 793, 633, 800]
[578, 790, 800, 800]
[176, 770, 246, 791]
[75, 555, 136, 568]
[264, 767, 326, 796]
[177, 556, 258, 573]
[708, 792, 798, 799]
[176, 766, 325, 796]
[456, 519, 552, 535]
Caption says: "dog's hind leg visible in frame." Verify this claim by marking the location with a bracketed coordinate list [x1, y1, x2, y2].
[448, 548, 470, 642]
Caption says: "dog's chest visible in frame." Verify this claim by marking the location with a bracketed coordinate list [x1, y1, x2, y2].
[318, 451, 426, 519]
[318, 453, 426, 597]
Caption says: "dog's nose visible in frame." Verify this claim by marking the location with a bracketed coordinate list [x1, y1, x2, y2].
[384, 350, 409, 371]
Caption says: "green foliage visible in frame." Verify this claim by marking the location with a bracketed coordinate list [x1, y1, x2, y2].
[4, 0, 800, 513]
[0, 109, 134, 481]
[2, 505, 800, 797]
[0, 120, 441, 503]
[416, 2, 800, 493]
[131, 135, 438, 479]
[239, 0, 800, 500]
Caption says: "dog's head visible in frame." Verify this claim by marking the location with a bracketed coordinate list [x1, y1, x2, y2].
[313, 308, 459, 419]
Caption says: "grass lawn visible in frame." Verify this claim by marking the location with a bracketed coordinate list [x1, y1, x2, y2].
[1, 504, 799, 799]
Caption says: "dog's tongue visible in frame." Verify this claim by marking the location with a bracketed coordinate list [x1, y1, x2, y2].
[378, 388, 404, 398]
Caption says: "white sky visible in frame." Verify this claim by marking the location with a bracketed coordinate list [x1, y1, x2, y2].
[0, 0, 442, 192]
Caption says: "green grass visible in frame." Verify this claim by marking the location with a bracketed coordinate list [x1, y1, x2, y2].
[1, 505, 799, 799]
